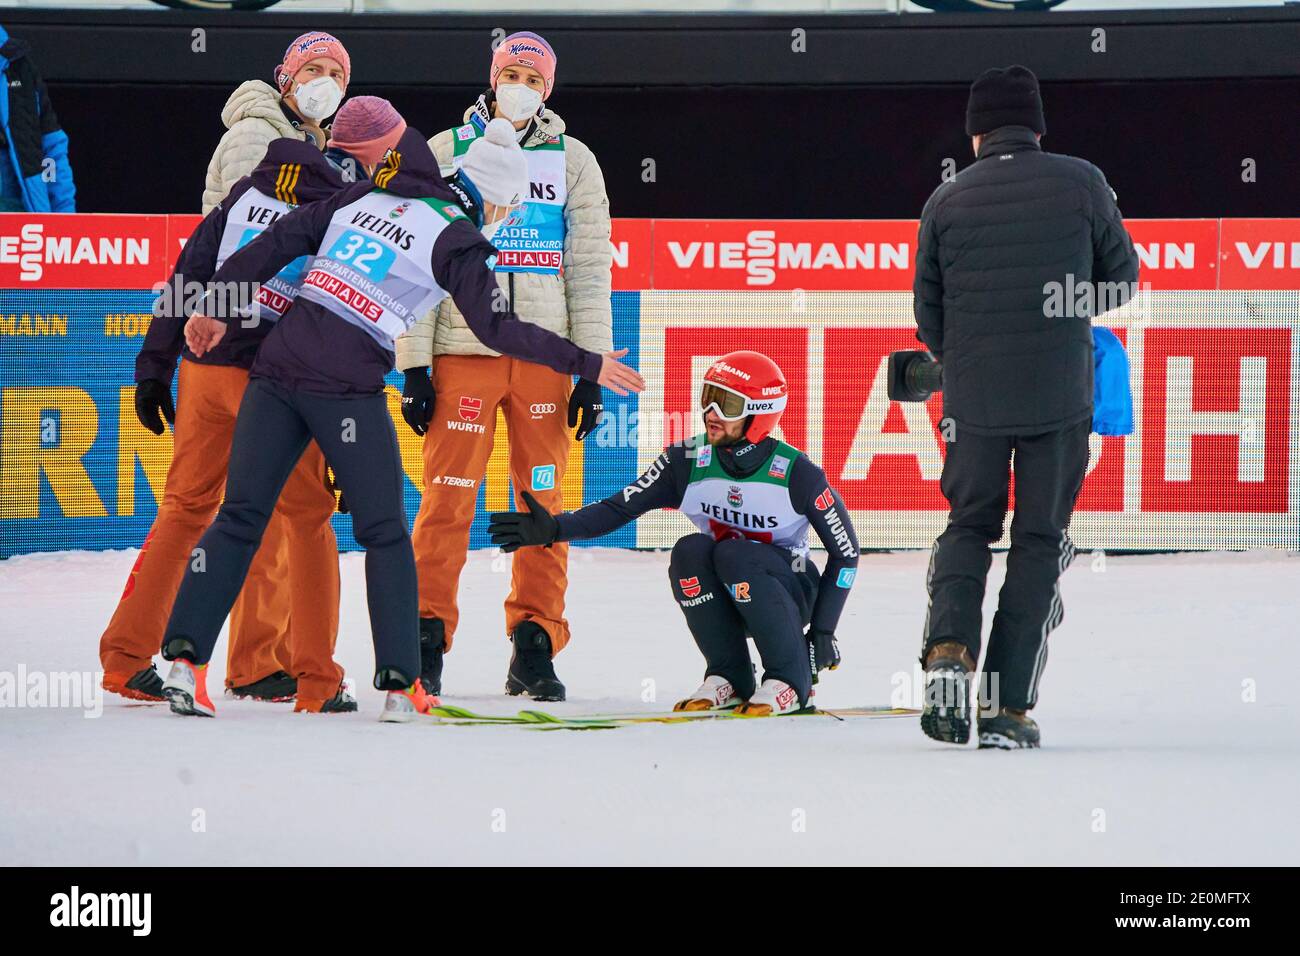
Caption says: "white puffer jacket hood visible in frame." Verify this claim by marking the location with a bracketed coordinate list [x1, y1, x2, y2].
[201, 80, 309, 214]
[394, 96, 613, 371]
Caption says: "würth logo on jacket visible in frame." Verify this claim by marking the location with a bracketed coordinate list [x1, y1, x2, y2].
[679, 576, 702, 598]
[814, 488, 834, 511]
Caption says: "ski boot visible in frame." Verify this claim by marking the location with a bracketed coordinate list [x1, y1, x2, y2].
[161, 656, 216, 718]
[978, 707, 1040, 749]
[505, 622, 565, 702]
[674, 675, 742, 712]
[377, 669, 439, 723]
[102, 663, 165, 702]
[734, 679, 807, 717]
[920, 641, 975, 744]
[418, 617, 445, 696]
[294, 678, 358, 714]
[227, 670, 297, 702]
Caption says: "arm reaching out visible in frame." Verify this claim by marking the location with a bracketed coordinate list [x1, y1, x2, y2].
[488, 444, 693, 551]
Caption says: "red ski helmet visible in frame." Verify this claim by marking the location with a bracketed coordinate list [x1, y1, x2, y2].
[700, 350, 788, 443]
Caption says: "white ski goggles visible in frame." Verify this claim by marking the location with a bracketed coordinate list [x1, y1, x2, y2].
[700, 381, 788, 421]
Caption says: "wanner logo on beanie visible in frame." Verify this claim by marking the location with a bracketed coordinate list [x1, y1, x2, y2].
[507, 40, 549, 61]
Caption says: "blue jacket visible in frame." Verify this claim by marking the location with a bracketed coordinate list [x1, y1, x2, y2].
[0, 25, 75, 212]
[1092, 327, 1134, 436]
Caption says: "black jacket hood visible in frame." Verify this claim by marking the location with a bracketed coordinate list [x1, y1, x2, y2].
[250, 138, 343, 206]
[370, 127, 458, 204]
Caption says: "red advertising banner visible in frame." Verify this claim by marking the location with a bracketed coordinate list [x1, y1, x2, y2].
[3, 215, 1298, 291]
[649, 219, 919, 291]
[1124, 219, 1219, 290]
[611, 218, 652, 291]
[0, 214, 171, 290]
[1219, 219, 1300, 290]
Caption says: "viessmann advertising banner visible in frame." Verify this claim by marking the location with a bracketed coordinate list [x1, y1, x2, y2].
[1, 214, 1297, 556]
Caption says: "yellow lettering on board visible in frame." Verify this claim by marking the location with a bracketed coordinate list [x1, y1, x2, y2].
[117, 387, 173, 516]
[0, 387, 107, 519]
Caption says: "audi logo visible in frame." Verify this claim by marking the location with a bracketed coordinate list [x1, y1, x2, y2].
[530, 403, 558, 414]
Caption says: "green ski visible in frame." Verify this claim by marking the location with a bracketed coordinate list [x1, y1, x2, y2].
[414, 704, 918, 729]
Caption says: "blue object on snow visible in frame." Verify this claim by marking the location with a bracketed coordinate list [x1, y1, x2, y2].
[1092, 327, 1134, 436]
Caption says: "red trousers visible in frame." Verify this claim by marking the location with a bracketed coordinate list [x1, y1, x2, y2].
[411, 354, 574, 653]
[99, 361, 343, 702]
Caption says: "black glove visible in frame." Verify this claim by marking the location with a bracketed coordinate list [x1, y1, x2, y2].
[401, 367, 436, 436]
[134, 379, 175, 436]
[567, 378, 604, 442]
[487, 490, 559, 553]
[807, 629, 842, 684]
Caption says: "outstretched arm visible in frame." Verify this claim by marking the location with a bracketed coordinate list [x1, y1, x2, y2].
[489, 444, 693, 550]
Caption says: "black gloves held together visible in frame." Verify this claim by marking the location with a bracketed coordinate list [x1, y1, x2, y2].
[134, 379, 175, 436]
[401, 367, 436, 436]
[567, 378, 604, 442]
[488, 491, 559, 553]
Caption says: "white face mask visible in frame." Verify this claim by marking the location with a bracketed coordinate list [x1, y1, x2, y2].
[495, 83, 543, 123]
[481, 219, 505, 242]
[292, 76, 343, 121]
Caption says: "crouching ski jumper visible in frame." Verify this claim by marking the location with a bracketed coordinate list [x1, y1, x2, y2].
[489, 351, 860, 716]
[159, 104, 644, 720]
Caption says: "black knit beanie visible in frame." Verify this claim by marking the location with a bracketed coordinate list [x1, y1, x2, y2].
[965, 65, 1046, 136]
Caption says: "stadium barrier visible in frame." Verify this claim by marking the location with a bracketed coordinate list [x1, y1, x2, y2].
[1, 214, 1296, 556]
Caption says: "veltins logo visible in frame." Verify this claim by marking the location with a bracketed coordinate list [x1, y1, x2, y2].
[679, 577, 702, 598]
[727, 485, 743, 508]
[532, 464, 556, 491]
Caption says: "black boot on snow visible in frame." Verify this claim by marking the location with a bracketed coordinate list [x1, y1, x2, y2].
[978, 707, 1040, 749]
[920, 641, 975, 744]
[228, 670, 297, 702]
[419, 617, 445, 696]
[505, 622, 565, 702]
[122, 664, 165, 700]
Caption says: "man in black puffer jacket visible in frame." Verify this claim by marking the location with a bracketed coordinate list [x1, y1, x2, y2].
[913, 65, 1138, 749]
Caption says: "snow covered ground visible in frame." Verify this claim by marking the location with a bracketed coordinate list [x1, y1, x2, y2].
[1, 546, 1297, 866]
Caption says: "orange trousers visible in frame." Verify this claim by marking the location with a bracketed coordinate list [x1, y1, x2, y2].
[412, 354, 574, 654]
[99, 360, 343, 701]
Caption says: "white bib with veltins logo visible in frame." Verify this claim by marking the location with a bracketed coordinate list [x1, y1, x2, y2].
[449, 118, 567, 274]
[216, 187, 308, 323]
[679, 438, 810, 557]
[296, 190, 465, 349]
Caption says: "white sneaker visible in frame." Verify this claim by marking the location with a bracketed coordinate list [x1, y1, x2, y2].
[735, 679, 806, 717]
[673, 675, 742, 712]
[161, 659, 216, 718]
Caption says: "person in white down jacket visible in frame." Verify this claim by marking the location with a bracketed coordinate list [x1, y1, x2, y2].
[202, 31, 351, 214]
[395, 30, 614, 703]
